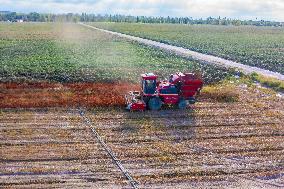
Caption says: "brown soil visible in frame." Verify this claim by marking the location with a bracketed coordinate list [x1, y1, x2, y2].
[0, 82, 139, 108]
[0, 84, 283, 188]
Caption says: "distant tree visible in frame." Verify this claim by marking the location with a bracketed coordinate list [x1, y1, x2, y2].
[39, 14, 46, 22]
[28, 12, 40, 22]
[232, 19, 241, 26]
[0, 11, 281, 27]
[6, 12, 17, 21]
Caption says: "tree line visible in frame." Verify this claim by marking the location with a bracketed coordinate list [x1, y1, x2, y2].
[0, 11, 282, 27]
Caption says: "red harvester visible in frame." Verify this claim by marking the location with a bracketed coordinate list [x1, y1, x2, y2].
[125, 72, 203, 111]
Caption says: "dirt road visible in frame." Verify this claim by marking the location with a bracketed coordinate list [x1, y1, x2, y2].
[79, 23, 284, 81]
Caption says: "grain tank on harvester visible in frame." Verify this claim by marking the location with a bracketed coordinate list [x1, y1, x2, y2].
[125, 72, 203, 111]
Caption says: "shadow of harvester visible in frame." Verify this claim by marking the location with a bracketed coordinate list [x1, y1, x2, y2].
[121, 108, 197, 143]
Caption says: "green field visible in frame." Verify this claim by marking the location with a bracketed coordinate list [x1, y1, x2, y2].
[0, 23, 232, 83]
[91, 22, 284, 75]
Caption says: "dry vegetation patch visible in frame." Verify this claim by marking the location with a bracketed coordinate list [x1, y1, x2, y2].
[0, 82, 139, 108]
[201, 84, 239, 102]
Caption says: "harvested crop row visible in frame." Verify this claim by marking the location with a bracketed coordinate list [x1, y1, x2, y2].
[85, 85, 284, 188]
[0, 109, 130, 188]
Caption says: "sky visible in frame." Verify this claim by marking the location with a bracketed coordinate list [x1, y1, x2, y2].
[0, 0, 284, 21]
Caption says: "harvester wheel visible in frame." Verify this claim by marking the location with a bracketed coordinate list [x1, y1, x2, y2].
[148, 97, 162, 111]
[188, 97, 196, 104]
[178, 99, 188, 109]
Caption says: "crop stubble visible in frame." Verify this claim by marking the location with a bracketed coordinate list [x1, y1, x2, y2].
[0, 83, 283, 188]
[85, 85, 284, 188]
[0, 109, 130, 188]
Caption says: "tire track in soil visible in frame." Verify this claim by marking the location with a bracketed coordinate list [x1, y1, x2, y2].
[78, 109, 139, 189]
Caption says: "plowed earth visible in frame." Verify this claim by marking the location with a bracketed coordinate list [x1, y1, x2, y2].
[0, 84, 283, 188]
[0, 109, 130, 188]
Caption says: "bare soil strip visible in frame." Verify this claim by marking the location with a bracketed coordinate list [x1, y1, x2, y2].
[79, 23, 284, 81]
[0, 82, 139, 108]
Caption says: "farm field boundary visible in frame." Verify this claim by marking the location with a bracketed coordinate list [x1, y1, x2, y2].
[79, 23, 284, 81]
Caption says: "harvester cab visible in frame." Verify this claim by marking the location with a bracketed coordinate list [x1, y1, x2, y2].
[141, 73, 157, 95]
[125, 72, 203, 111]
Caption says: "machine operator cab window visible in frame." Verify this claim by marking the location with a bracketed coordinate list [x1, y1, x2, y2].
[169, 74, 174, 83]
[142, 79, 156, 94]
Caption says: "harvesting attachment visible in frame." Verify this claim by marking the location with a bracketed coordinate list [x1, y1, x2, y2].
[125, 72, 203, 111]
